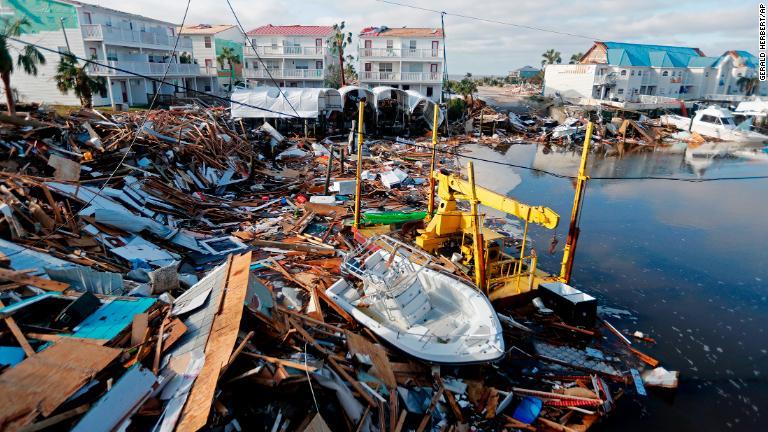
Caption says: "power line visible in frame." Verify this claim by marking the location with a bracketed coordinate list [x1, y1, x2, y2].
[6, 37, 300, 119]
[224, 0, 301, 118]
[3, 0, 193, 258]
[373, 0, 599, 40]
[7, 37, 766, 184]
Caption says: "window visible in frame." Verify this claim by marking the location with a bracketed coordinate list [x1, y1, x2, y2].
[107, 49, 118, 61]
[409, 40, 417, 50]
[617, 88, 624, 94]
[88, 47, 98, 59]
[204, 36, 211, 48]
[631, 70, 635, 76]
[426, 86, 433, 97]
[620, 70, 627, 76]
[83, 12, 92, 24]
[364, 63, 372, 72]
[204, 84, 212, 92]
[316, 60, 323, 70]
[386, 40, 393, 50]
[662, 71, 669, 76]
[705, 72, 709, 77]
[700, 115, 719, 124]
[638, 70, 642, 76]
[402, 84, 410, 90]
[379, 63, 393, 73]
[205, 59, 213, 70]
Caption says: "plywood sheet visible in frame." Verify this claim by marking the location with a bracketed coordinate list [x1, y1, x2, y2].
[0, 339, 121, 431]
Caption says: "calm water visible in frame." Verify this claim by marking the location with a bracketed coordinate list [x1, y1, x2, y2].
[458, 144, 768, 431]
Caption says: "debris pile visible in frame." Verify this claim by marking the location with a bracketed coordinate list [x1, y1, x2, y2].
[0, 107, 675, 431]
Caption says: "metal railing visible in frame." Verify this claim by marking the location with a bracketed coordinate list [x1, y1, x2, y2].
[245, 45, 326, 56]
[87, 61, 200, 76]
[81, 24, 191, 50]
[359, 47, 442, 58]
[361, 71, 441, 82]
[702, 93, 753, 102]
[242, 68, 324, 79]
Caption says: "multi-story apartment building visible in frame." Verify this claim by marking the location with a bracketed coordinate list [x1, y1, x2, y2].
[358, 26, 444, 101]
[242, 25, 334, 88]
[178, 24, 244, 96]
[2, 0, 200, 108]
[543, 41, 767, 103]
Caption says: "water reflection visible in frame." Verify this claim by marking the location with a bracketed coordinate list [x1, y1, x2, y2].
[459, 143, 768, 432]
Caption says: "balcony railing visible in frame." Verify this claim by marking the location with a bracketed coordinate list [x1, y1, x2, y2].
[359, 48, 442, 59]
[81, 24, 192, 50]
[245, 45, 326, 57]
[243, 68, 324, 79]
[361, 71, 441, 82]
[87, 61, 200, 76]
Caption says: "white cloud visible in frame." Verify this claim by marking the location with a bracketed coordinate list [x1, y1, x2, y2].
[89, 0, 754, 74]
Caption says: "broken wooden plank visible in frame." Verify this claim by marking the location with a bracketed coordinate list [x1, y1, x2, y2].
[0, 268, 69, 292]
[176, 252, 252, 432]
[0, 299, 35, 358]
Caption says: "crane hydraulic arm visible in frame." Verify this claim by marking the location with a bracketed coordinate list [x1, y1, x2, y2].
[417, 168, 560, 251]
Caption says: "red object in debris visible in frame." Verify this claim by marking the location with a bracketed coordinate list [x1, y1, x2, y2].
[679, 100, 688, 118]
[295, 194, 308, 204]
[262, 196, 269, 201]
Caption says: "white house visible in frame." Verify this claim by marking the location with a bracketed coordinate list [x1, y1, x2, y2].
[178, 24, 243, 96]
[542, 42, 767, 104]
[358, 26, 444, 101]
[3, 0, 203, 108]
[242, 25, 334, 89]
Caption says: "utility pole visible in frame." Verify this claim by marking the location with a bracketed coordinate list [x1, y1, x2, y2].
[59, 18, 71, 54]
[440, 12, 448, 104]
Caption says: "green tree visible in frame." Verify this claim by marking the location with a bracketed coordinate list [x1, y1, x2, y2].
[53, 53, 107, 109]
[736, 76, 760, 96]
[216, 47, 241, 91]
[324, 56, 357, 89]
[328, 21, 352, 87]
[0, 18, 46, 115]
[454, 76, 478, 104]
[541, 49, 562, 67]
[569, 52, 583, 64]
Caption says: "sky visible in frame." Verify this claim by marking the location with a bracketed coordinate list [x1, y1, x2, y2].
[88, 0, 757, 75]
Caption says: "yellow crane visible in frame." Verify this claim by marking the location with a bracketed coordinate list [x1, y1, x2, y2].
[416, 123, 594, 301]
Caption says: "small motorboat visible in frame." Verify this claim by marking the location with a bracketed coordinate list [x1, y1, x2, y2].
[326, 235, 504, 364]
[661, 106, 768, 144]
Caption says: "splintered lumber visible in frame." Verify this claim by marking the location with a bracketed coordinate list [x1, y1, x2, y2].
[415, 385, 444, 432]
[0, 299, 35, 358]
[345, 332, 396, 389]
[436, 375, 465, 423]
[176, 252, 252, 432]
[0, 268, 69, 292]
[251, 239, 336, 255]
[0, 339, 121, 431]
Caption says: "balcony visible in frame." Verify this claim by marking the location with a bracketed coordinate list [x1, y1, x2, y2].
[87, 61, 200, 77]
[245, 45, 326, 57]
[243, 68, 324, 80]
[359, 48, 442, 59]
[360, 72, 442, 82]
[82, 24, 192, 50]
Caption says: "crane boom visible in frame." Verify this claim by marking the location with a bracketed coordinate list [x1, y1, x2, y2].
[443, 172, 560, 229]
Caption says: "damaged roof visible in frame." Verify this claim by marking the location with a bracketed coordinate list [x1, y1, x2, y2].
[179, 24, 236, 35]
[246, 24, 334, 37]
[360, 26, 444, 38]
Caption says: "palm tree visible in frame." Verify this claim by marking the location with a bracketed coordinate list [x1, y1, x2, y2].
[53, 53, 107, 109]
[736, 76, 760, 96]
[455, 77, 478, 105]
[328, 21, 352, 86]
[216, 47, 241, 91]
[541, 49, 562, 67]
[1, 18, 46, 115]
[569, 52, 583, 64]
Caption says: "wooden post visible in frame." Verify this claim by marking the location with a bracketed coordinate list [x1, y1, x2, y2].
[426, 104, 439, 222]
[324, 143, 335, 195]
[467, 162, 486, 292]
[353, 101, 365, 229]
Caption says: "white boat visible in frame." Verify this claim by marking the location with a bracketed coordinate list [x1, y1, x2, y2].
[661, 106, 768, 144]
[326, 235, 504, 364]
